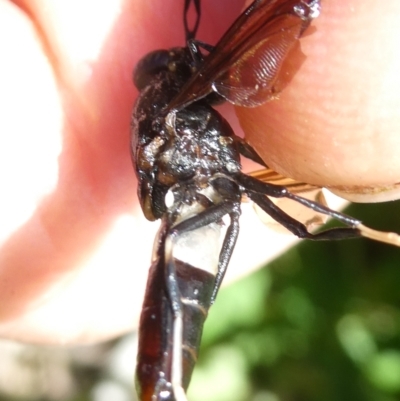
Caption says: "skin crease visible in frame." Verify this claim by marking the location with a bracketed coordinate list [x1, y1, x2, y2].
[0, 0, 399, 344]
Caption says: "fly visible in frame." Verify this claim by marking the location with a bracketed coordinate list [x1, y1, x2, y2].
[131, 1, 400, 400]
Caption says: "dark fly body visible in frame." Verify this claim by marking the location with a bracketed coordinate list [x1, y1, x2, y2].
[131, 1, 400, 400]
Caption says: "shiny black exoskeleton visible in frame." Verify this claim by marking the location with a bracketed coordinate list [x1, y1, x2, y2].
[130, 1, 375, 400]
[131, 45, 248, 401]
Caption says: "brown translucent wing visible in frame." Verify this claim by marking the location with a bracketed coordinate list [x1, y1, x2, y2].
[167, 0, 319, 112]
[249, 168, 320, 194]
[248, 168, 329, 232]
[213, 15, 306, 106]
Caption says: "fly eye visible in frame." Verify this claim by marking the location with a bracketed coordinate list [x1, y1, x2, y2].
[133, 50, 171, 90]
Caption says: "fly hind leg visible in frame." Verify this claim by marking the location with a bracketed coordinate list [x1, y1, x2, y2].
[248, 192, 361, 241]
[238, 172, 400, 245]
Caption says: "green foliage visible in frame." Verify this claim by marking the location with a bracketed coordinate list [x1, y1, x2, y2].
[189, 201, 400, 401]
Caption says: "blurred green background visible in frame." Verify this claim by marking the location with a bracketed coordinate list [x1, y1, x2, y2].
[0, 201, 400, 401]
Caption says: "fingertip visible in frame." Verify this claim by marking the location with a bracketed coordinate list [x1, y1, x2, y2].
[238, 0, 400, 189]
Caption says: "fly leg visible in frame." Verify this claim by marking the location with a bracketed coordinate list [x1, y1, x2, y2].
[168, 200, 241, 304]
[187, 39, 215, 64]
[249, 192, 361, 240]
[237, 171, 362, 240]
[164, 199, 240, 401]
[184, 0, 201, 41]
[210, 203, 240, 303]
[166, 199, 241, 297]
[164, 229, 187, 401]
[238, 172, 400, 245]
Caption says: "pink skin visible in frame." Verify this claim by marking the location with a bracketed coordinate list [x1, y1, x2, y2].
[0, 0, 399, 344]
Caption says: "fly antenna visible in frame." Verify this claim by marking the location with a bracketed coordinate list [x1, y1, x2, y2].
[184, 0, 201, 41]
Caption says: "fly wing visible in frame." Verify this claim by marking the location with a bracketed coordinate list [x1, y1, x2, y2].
[249, 168, 320, 194]
[248, 168, 329, 232]
[167, 0, 320, 111]
[213, 15, 307, 106]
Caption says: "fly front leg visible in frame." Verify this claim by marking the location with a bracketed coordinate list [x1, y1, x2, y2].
[165, 199, 240, 313]
[210, 204, 241, 303]
[164, 229, 187, 401]
[163, 199, 239, 401]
